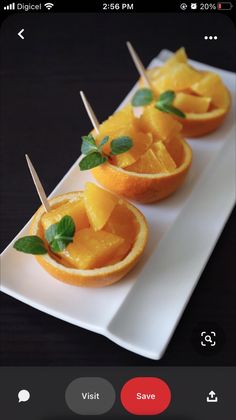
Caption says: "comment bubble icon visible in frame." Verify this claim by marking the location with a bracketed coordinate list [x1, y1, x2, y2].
[18, 389, 30, 403]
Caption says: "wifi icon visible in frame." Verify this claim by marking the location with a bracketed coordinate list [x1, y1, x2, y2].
[44, 2, 54, 10]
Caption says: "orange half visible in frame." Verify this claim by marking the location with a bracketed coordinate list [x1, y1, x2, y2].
[92, 139, 192, 203]
[29, 192, 148, 287]
[141, 48, 231, 137]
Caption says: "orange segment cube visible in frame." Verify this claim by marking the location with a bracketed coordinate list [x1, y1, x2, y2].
[95, 107, 153, 168]
[126, 148, 166, 174]
[107, 240, 132, 266]
[84, 182, 118, 231]
[104, 204, 138, 245]
[191, 72, 230, 109]
[61, 228, 127, 269]
[163, 135, 184, 167]
[147, 48, 188, 89]
[96, 104, 134, 154]
[173, 92, 211, 113]
[166, 47, 188, 65]
[41, 198, 89, 231]
[152, 63, 202, 93]
[152, 142, 177, 173]
[158, 47, 188, 76]
[139, 105, 182, 140]
[99, 104, 133, 132]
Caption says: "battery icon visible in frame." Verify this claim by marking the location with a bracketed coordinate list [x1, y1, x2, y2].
[217, 2, 233, 10]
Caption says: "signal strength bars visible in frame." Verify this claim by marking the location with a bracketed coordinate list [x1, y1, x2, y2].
[4, 2, 15, 10]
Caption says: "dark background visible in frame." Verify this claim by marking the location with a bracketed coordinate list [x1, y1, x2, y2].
[0, 13, 235, 366]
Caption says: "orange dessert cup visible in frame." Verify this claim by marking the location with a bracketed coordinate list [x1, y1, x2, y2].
[29, 183, 148, 287]
[142, 47, 230, 137]
[90, 104, 192, 203]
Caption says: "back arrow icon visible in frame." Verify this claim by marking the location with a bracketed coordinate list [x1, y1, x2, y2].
[18, 29, 24, 40]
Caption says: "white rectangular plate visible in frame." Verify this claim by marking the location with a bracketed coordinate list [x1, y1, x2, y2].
[1, 50, 235, 359]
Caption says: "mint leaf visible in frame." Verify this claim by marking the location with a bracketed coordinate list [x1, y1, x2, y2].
[13, 236, 47, 255]
[57, 215, 75, 240]
[155, 90, 186, 118]
[131, 88, 153, 107]
[157, 90, 175, 105]
[98, 136, 109, 151]
[50, 239, 68, 253]
[81, 134, 98, 155]
[45, 215, 75, 253]
[45, 224, 58, 244]
[79, 152, 107, 171]
[110, 136, 133, 155]
[156, 103, 186, 118]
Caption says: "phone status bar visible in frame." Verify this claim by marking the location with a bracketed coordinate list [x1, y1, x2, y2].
[1, 2, 234, 13]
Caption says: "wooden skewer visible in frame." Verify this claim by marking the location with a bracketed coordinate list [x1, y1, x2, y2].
[25, 154, 50, 212]
[126, 41, 151, 88]
[80, 91, 100, 134]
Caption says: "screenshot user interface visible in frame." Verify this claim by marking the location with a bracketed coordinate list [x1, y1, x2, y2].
[0, 1, 235, 419]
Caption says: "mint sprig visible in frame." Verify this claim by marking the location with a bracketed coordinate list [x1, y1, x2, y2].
[155, 90, 186, 118]
[45, 215, 75, 252]
[14, 215, 75, 255]
[131, 88, 153, 107]
[13, 236, 47, 255]
[131, 87, 186, 118]
[79, 134, 133, 171]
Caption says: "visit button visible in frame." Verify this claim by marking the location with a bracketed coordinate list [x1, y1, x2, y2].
[65, 377, 115, 415]
[120, 377, 171, 415]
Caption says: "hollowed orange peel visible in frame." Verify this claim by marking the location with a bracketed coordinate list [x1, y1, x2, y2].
[29, 185, 148, 287]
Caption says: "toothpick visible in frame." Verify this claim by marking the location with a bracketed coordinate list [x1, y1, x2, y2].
[25, 154, 50, 212]
[126, 41, 151, 88]
[80, 91, 100, 134]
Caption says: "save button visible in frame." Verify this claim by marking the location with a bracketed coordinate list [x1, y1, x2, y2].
[120, 377, 171, 415]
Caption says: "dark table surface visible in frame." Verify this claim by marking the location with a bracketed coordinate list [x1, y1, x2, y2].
[0, 12, 235, 366]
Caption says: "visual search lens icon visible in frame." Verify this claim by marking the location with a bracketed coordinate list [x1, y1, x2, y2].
[201, 331, 216, 347]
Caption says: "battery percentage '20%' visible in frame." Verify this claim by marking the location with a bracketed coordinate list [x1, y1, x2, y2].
[200, 3, 217, 9]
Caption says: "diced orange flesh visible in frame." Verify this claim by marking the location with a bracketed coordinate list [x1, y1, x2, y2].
[163, 136, 184, 167]
[84, 182, 118, 231]
[100, 104, 133, 131]
[173, 92, 211, 113]
[107, 240, 132, 266]
[60, 228, 127, 269]
[191, 72, 230, 109]
[95, 108, 153, 168]
[104, 204, 138, 245]
[157, 47, 188, 76]
[146, 48, 188, 87]
[126, 148, 166, 174]
[41, 198, 89, 231]
[152, 63, 202, 93]
[96, 104, 134, 154]
[110, 127, 153, 168]
[152, 142, 177, 173]
[165, 47, 188, 65]
[139, 105, 182, 140]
